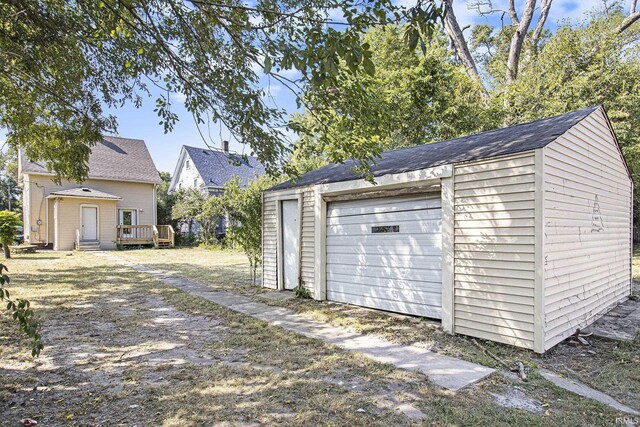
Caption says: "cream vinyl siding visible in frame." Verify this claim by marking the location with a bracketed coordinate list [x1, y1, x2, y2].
[542, 109, 632, 350]
[54, 198, 118, 250]
[262, 187, 316, 290]
[262, 192, 278, 289]
[453, 152, 537, 349]
[300, 189, 316, 290]
[24, 174, 156, 246]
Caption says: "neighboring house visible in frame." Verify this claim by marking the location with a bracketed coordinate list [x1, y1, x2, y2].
[262, 105, 633, 353]
[19, 136, 168, 251]
[169, 141, 266, 236]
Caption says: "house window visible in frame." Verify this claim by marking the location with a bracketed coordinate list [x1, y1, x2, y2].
[193, 178, 198, 188]
[186, 160, 191, 169]
[372, 225, 399, 233]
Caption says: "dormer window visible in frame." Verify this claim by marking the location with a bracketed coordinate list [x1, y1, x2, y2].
[186, 159, 191, 169]
[193, 178, 198, 188]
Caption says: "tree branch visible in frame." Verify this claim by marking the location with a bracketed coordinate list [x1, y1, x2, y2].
[618, 0, 640, 33]
[505, 0, 536, 84]
[442, 0, 484, 89]
[531, 0, 552, 48]
[508, 0, 519, 24]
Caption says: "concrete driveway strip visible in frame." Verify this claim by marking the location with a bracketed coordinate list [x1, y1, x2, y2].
[96, 252, 495, 391]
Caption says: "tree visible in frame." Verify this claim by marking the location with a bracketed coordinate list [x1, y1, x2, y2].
[0, 210, 20, 258]
[196, 196, 225, 246]
[502, 10, 640, 224]
[290, 25, 496, 176]
[0, 0, 443, 183]
[171, 188, 206, 240]
[0, 148, 22, 213]
[156, 171, 176, 227]
[443, 0, 640, 91]
[222, 175, 278, 284]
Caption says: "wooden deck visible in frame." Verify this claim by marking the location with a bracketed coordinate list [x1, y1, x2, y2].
[116, 225, 175, 248]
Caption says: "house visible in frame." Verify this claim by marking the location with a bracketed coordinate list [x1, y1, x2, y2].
[169, 141, 266, 236]
[262, 105, 633, 353]
[19, 136, 174, 250]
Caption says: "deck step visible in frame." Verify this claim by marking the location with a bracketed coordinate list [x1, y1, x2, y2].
[77, 241, 101, 251]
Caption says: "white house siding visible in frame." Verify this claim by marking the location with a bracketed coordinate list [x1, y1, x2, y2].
[25, 174, 156, 245]
[453, 152, 537, 349]
[262, 187, 316, 291]
[542, 109, 632, 350]
[175, 152, 204, 191]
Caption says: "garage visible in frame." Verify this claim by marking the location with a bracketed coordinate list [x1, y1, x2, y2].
[326, 195, 443, 318]
[262, 106, 633, 353]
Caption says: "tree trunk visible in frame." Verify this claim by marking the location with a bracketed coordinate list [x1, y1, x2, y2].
[3, 242, 11, 259]
[618, 0, 640, 34]
[443, 0, 485, 92]
[505, 0, 537, 85]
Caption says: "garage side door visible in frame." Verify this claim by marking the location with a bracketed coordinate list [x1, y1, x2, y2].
[326, 195, 442, 318]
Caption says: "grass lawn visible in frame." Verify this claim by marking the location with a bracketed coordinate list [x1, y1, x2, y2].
[0, 248, 637, 426]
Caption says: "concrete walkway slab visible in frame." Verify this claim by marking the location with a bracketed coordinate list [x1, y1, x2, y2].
[97, 253, 494, 391]
[582, 298, 640, 342]
[539, 369, 639, 415]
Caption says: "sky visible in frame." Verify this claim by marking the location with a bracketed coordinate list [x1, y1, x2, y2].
[4, 0, 608, 174]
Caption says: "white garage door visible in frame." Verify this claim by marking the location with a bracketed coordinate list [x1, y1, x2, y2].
[326, 194, 442, 318]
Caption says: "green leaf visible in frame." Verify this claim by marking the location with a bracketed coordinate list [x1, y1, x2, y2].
[263, 56, 272, 74]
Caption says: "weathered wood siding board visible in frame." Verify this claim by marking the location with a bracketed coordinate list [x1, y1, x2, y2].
[542, 109, 632, 350]
[453, 152, 537, 349]
[261, 187, 316, 290]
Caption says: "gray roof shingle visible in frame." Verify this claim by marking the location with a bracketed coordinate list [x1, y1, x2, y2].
[48, 187, 121, 200]
[270, 106, 600, 191]
[184, 145, 266, 187]
[21, 136, 162, 184]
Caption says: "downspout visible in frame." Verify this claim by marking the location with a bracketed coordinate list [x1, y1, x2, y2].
[153, 183, 158, 225]
[45, 197, 49, 246]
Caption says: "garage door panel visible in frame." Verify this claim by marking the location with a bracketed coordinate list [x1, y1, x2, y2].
[327, 253, 441, 270]
[327, 244, 442, 257]
[328, 262, 443, 282]
[327, 220, 442, 236]
[328, 271, 442, 292]
[327, 209, 441, 226]
[328, 197, 441, 218]
[327, 291, 443, 318]
[328, 281, 442, 306]
[327, 234, 441, 247]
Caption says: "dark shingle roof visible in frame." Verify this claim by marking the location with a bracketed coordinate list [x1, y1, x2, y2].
[184, 145, 266, 187]
[270, 106, 600, 191]
[21, 136, 161, 184]
[48, 187, 121, 200]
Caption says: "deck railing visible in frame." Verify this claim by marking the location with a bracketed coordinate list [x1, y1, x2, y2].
[117, 224, 174, 248]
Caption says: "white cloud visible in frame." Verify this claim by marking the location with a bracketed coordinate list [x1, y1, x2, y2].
[171, 92, 187, 104]
[551, 0, 604, 25]
[263, 83, 283, 97]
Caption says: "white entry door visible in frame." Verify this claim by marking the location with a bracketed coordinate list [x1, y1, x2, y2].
[281, 200, 299, 290]
[326, 195, 442, 318]
[81, 206, 98, 241]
